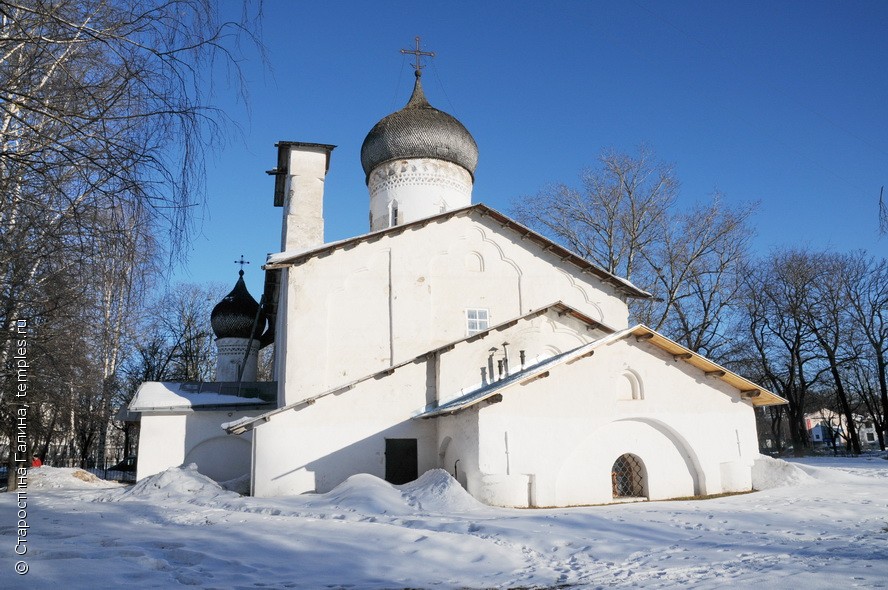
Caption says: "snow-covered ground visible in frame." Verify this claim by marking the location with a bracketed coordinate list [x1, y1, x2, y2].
[3, 455, 887, 589]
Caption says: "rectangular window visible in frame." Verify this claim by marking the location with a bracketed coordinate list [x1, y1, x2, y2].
[466, 308, 489, 335]
[867, 432, 875, 442]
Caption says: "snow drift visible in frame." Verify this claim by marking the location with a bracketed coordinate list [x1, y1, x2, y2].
[28, 466, 124, 490]
[398, 468, 483, 512]
[752, 454, 815, 489]
[120, 463, 239, 501]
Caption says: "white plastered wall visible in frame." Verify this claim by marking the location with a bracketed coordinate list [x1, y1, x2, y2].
[458, 337, 758, 507]
[251, 308, 597, 497]
[251, 360, 437, 497]
[280, 213, 629, 406]
[136, 410, 261, 482]
[281, 146, 328, 252]
[368, 158, 472, 231]
[434, 312, 606, 406]
[436, 411, 480, 491]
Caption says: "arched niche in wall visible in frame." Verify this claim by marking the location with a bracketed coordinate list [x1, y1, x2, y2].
[183, 435, 251, 482]
[464, 251, 484, 272]
[617, 368, 644, 401]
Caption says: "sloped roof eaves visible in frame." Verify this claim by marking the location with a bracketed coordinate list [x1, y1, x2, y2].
[417, 324, 787, 417]
[226, 301, 611, 434]
[263, 204, 651, 299]
[624, 326, 787, 407]
[136, 403, 274, 413]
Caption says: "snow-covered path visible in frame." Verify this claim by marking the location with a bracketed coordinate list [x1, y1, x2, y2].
[2, 456, 886, 589]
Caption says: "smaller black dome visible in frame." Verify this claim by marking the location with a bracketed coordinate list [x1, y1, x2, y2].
[211, 271, 263, 339]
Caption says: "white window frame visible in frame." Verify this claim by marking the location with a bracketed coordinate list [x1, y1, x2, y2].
[465, 308, 489, 336]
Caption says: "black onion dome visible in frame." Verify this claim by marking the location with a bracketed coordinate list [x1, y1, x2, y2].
[360, 71, 478, 183]
[211, 271, 262, 339]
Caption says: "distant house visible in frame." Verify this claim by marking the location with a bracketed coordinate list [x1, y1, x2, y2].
[805, 409, 878, 450]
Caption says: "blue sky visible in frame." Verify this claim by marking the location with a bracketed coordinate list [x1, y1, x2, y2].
[177, 1, 888, 297]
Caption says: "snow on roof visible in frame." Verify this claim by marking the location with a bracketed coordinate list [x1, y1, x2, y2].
[129, 381, 276, 412]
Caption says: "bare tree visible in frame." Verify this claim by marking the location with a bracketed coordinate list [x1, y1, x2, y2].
[842, 252, 888, 448]
[0, 0, 262, 489]
[637, 195, 755, 361]
[513, 147, 755, 362]
[120, 282, 224, 391]
[795, 254, 862, 453]
[848, 359, 886, 450]
[742, 250, 827, 456]
[879, 186, 887, 236]
[514, 146, 676, 281]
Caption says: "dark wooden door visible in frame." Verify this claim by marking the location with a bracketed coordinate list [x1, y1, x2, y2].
[385, 438, 418, 484]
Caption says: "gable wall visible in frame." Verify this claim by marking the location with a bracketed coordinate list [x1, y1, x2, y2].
[280, 214, 629, 405]
[466, 337, 758, 506]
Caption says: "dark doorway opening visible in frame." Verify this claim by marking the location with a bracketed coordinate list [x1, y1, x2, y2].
[385, 438, 418, 484]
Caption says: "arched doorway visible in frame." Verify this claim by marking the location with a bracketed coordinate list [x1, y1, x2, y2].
[611, 453, 646, 499]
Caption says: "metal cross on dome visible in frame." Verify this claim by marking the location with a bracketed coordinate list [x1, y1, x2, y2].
[401, 36, 435, 72]
[234, 255, 250, 276]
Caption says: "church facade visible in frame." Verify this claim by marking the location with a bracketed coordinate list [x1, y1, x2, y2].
[132, 62, 785, 507]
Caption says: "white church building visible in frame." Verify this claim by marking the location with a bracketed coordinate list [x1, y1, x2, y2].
[130, 60, 785, 507]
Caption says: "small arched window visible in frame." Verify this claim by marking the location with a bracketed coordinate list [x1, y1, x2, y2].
[611, 453, 646, 498]
[389, 200, 399, 227]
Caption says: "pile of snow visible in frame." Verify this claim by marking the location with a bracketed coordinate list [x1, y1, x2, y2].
[752, 454, 815, 489]
[120, 464, 239, 501]
[399, 469, 483, 512]
[219, 472, 251, 495]
[9, 457, 888, 588]
[28, 466, 124, 490]
[307, 473, 413, 516]
[299, 470, 480, 516]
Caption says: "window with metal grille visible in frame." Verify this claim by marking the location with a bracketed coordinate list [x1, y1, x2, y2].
[611, 453, 645, 498]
